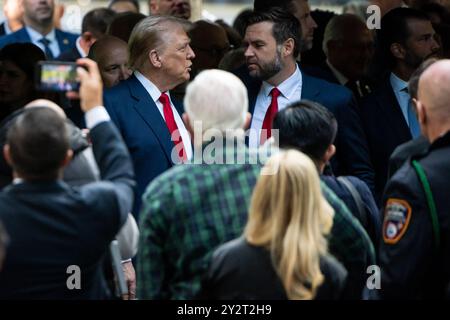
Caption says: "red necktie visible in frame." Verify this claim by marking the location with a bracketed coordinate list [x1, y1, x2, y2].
[260, 87, 280, 144]
[159, 93, 187, 161]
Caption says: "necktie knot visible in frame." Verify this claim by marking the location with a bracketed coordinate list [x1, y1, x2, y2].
[39, 37, 51, 46]
[159, 92, 170, 105]
[39, 37, 54, 59]
[270, 87, 280, 99]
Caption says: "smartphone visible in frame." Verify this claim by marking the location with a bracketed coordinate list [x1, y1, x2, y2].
[35, 61, 80, 92]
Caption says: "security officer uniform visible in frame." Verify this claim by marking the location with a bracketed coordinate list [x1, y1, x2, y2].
[374, 130, 450, 299]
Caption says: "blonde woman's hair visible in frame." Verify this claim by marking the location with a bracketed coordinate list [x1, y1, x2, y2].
[245, 149, 334, 300]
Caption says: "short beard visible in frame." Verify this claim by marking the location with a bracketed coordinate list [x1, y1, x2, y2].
[254, 47, 283, 81]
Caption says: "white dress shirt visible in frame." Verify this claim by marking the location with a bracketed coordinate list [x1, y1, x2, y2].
[4, 21, 12, 35]
[134, 71, 193, 160]
[25, 26, 61, 58]
[249, 65, 303, 149]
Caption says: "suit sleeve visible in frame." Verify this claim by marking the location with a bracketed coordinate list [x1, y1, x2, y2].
[335, 95, 375, 193]
[89, 121, 135, 228]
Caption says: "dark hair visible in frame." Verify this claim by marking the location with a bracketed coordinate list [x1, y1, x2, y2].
[233, 9, 254, 38]
[421, 2, 450, 24]
[273, 100, 338, 162]
[108, 0, 140, 12]
[377, 7, 431, 69]
[107, 12, 147, 43]
[253, 0, 297, 13]
[0, 43, 45, 79]
[6, 108, 69, 180]
[246, 7, 301, 57]
[82, 8, 116, 38]
[408, 57, 439, 99]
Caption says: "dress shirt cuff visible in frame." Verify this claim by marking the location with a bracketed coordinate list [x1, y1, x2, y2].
[85, 106, 111, 129]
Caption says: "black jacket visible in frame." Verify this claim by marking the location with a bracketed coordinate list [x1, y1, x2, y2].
[199, 237, 347, 300]
[0, 121, 135, 299]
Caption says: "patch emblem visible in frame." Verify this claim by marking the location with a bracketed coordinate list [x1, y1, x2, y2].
[383, 198, 412, 244]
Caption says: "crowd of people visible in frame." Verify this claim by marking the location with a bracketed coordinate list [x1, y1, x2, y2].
[0, 0, 449, 300]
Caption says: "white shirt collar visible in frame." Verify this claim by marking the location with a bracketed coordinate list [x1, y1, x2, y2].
[4, 21, 12, 35]
[134, 70, 170, 103]
[326, 60, 348, 85]
[261, 64, 302, 100]
[25, 26, 57, 43]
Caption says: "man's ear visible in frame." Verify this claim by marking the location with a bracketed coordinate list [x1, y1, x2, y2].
[283, 38, 295, 57]
[61, 149, 73, 168]
[3, 144, 13, 167]
[323, 144, 336, 164]
[149, 49, 162, 68]
[82, 31, 96, 46]
[415, 98, 426, 126]
[390, 43, 405, 60]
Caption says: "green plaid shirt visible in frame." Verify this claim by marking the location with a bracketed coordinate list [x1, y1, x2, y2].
[137, 146, 375, 300]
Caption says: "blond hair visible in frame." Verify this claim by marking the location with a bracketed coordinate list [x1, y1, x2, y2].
[128, 15, 191, 70]
[245, 150, 334, 300]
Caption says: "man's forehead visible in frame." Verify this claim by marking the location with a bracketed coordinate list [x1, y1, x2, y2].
[245, 21, 274, 37]
[407, 19, 434, 36]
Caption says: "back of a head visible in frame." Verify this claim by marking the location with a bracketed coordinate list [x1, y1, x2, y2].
[88, 35, 128, 61]
[107, 12, 147, 43]
[82, 8, 116, 39]
[408, 57, 439, 99]
[233, 9, 254, 38]
[0, 43, 45, 80]
[108, 0, 140, 13]
[273, 100, 337, 164]
[245, 149, 333, 299]
[184, 69, 248, 133]
[6, 108, 69, 180]
[246, 7, 301, 58]
[418, 59, 450, 120]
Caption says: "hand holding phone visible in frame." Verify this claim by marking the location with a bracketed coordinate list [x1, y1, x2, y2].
[66, 58, 104, 113]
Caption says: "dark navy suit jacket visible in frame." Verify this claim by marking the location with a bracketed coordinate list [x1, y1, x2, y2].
[235, 65, 375, 192]
[0, 27, 78, 57]
[360, 79, 412, 202]
[104, 74, 185, 218]
[0, 121, 135, 299]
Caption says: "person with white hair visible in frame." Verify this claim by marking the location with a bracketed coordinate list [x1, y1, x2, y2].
[137, 69, 265, 300]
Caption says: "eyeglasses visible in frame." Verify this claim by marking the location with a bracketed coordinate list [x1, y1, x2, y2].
[191, 45, 231, 57]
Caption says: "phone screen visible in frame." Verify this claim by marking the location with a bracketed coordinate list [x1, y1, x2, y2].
[38, 62, 79, 92]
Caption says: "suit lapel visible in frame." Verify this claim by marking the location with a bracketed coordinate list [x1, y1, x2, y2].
[128, 75, 176, 163]
[55, 30, 72, 53]
[301, 71, 320, 100]
[376, 81, 412, 141]
[19, 28, 32, 42]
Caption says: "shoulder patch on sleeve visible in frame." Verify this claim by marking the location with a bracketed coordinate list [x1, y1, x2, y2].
[383, 198, 412, 244]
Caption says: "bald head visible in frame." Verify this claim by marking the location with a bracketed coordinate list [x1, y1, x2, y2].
[419, 60, 450, 117]
[88, 36, 132, 88]
[24, 99, 66, 119]
[417, 59, 450, 141]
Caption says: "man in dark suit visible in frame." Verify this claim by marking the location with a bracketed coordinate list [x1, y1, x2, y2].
[360, 8, 440, 201]
[104, 16, 195, 218]
[0, 0, 77, 60]
[0, 58, 135, 299]
[57, 8, 116, 61]
[237, 8, 375, 191]
[305, 14, 375, 101]
[0, 0, 24, 36]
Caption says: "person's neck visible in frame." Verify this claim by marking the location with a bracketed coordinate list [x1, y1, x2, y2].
[24, 18, 53, 36]
[392, 64, 414, 82]
[428, 123, 450, 144]
[266, 61, 296, 87]
[7, 18, 23, 32]
[145, 71, 174, 93]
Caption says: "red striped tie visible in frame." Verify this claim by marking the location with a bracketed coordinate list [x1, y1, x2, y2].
[260, 87, 280, 145]
[159, 93, 187, 161]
